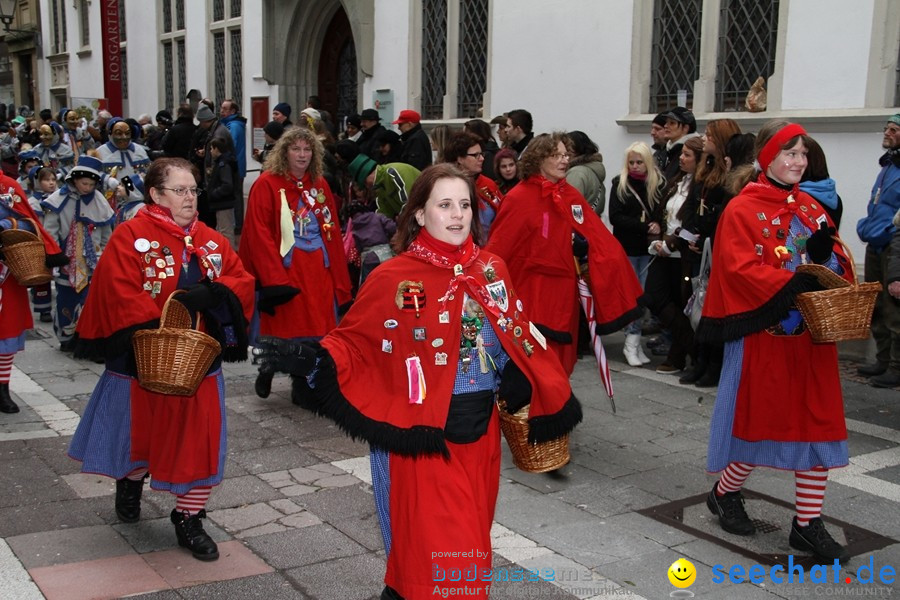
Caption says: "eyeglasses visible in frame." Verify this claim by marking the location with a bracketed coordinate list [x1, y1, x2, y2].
[550, 153, 571, 161]
[466, 152, 485, 158]
[158, 186, 199, 197]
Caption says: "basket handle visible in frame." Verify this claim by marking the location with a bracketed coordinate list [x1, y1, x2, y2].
[830, 236, 859, 289]
[159, 290, 202, 331]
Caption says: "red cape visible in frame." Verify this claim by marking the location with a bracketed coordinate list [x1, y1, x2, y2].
[485, 175, 643, 372]
[240, 170, 352, 337]
[318, 246, 580, 455]
[698, 178, 849, 443]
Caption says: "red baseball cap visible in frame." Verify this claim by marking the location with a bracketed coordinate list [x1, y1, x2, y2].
[392, 109, 421, 125]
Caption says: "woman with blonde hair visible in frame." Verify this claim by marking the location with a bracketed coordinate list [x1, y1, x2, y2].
[608, 141, 666, 366]
[239, 126, 352, 401]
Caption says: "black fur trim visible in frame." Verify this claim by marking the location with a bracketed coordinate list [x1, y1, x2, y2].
[306, 348, 450, 458]
[527, 393, 583, 444]
[533, 324, 573, 344]
[200, 281, 249, 362]
[45, 252, 70, 268]
[595, 302, 644, 336]
[695, 272, 822, 344]
[73, 319, 157, 362]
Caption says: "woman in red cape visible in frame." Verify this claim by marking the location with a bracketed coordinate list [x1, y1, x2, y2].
[442, 131, 504, 241]
[239, 126, 351, 401]
[68, 158, 254, 562]
[486, 132, 644, 374]
[0, 173, 66, 413]
[254, 164, 582, 599]
[698, 121, 853, 563]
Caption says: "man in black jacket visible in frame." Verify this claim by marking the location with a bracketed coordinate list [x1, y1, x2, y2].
[392, 109, 432, 171]
[357, 108, 386, 161]
[162, 104, 197, 160]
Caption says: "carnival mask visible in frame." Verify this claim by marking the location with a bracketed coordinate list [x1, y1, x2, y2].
[39, 124, 54, 145]
[111, 121, 132, 150]
[65, 111, 80, 130]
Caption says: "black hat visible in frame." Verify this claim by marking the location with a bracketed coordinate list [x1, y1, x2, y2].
[263, 120, 285, 140]
[334, 139, 361, 163]
[652, 112, 668, 127]
[360, 108, 381, 121]
[155, 110, 173, 126]
[662, 107, 696, 132]
[346, 114, 361, 128]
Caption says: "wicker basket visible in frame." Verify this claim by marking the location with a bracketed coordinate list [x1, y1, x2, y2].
[795, 237, 882, 343]
[498, 399, 570, 473]
[132, 290, 222, 396]
[0, 218, 51, 287]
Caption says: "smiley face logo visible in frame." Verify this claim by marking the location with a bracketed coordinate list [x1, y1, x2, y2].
[668, 558, 696, 588]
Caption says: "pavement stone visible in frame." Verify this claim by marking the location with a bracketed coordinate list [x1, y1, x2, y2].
[2, 325, 900, 599]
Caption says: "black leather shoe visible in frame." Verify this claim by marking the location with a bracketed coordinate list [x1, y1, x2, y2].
[857, 362, 887, 377]
[870, 370, 900, 389]
[115, 476, 145, 523]
[255, 371, 274, 398]
[695, 368, 721, 388]
[789, 517, 848, 562]
[0, 384, 19, 414]
[171, 509, 219, 561]
[679, 365, 705, 384]
[707, 483, 755, 535]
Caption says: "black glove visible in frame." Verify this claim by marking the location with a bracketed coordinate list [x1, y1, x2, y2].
[46, 252, 71, 268]
[499, 360, 532, 414]
[174, 283, 215, 312]
[252, 336, 317, 377]
[572, 234, 589, 260]
[257, 285, 300, 315]
[806, 225, 836, 265]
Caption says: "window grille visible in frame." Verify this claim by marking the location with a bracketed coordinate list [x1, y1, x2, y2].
[163, 41, 173, 114]
[176, 0, 184, 30]
[337, 39, 358, 122]
[213, 0, 225, 22]
[895, 39, 900, 107]
[214, 32, 226, 109]
[119, 0, 126, 42]
[649, 0, 702, 113]
[177, 39, 186, 108]
[162, 0, 172, 33]
[421, 0, 447, 120]
[231, 0, 241, 18]
[79, 0, 90, 47]
[457, 0, 487, 118]
[50, 0, 67, 54]
[715, 0, 778, 111]
[230, 29, 242, 108]
[122, 50, 128, 99]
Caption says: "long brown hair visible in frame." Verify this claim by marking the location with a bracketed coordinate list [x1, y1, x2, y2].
[263, 126, 324, 180]
[694, 118, 741, 191]
[392, 164, 484, 251]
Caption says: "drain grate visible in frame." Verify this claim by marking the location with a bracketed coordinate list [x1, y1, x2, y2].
[638, 489, 896, 568]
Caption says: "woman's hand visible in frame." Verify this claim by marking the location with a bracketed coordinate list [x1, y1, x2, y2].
[889, 281, 900, 300]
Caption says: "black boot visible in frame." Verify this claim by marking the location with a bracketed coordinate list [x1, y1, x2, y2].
[0, 383, 19, 414]
[171, 509, 219, 561]
[115, 476, 145, 523]
[789, 517, 848, 562]
[695, 362, 721, 388]
[706, 482, 755, 535]
[255, 370, 274, 398]
[679, 355, 708, 384]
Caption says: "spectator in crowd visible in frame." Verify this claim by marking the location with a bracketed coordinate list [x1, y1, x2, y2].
[566, 130, 606, 216]
[344, 114, 362, 142]
[144, 110, 173, 156]
[205, 137, 238, 247]
[393, 110, 433, 171]
[856, 114, 900, 388]
[346, 151, 422, 221]
[357, 108, 386, 161]
[252, 120, 284, 166]
[505, 109, 534, 157]
[661, 107, 699, 180]
[375, 129, 403, 164]
[272, 102, 293, 127]
[163, 104, 197, 160]
[219, 98, 247, 233]
[609, 141, 666, 367]
[429, 124, 452, 164]
[650, 112, 669, 171]
[442, 131, 503, 240]
[465, 119, 500, 179]
[490, 114, 508, 148]
[799, 138, 843, 231]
